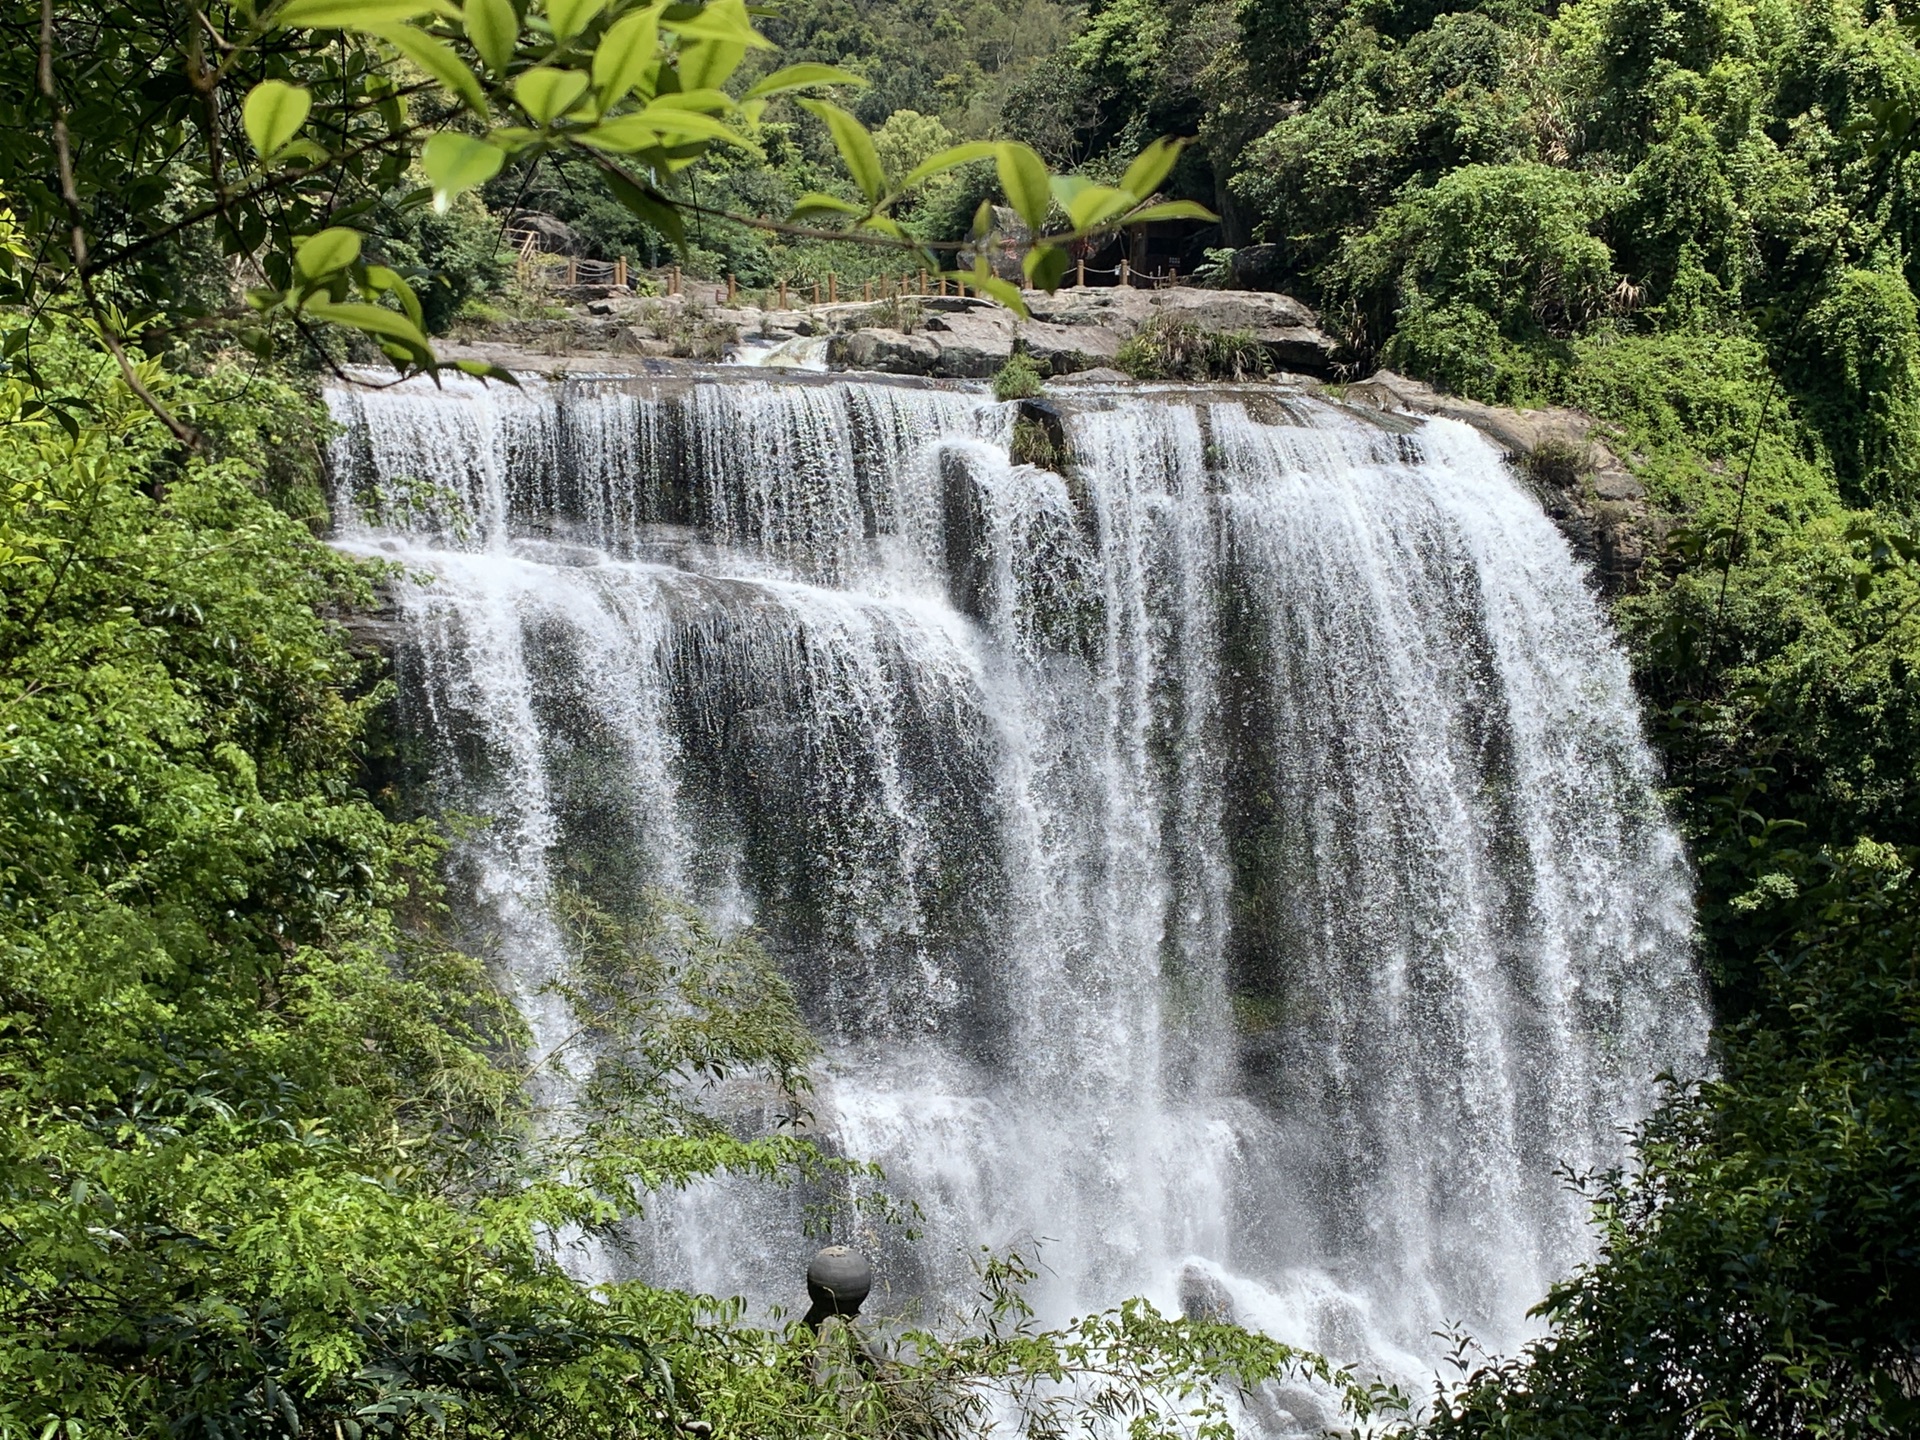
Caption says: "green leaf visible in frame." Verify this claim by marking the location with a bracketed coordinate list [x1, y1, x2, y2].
[599, 167, 686, 252]
[1055, 180, 1134, 233]
[548, 0, 607, 43]
[1118, 136, 1187, 202]
[302, 299, 430, 350]
[1024, 244, 1071, 293]
[901, 140, 997, 189]
[797, 99, 885, 203]
[966, 263, 1028, 317]
[660, 0, 769, 46]
[515, 66, 591, 123]
[789, 192, 864, 220]
[275, 0, 451, 29]
[363, 264, 426, 331]
[592, 5, 663, 104]
[1118, 200, 1219, 225]
[996, 142, 1051, 235]
[421, 131, 506, 210]
[462, 0, 518, 73]
[574, 116, 662, 151]
[676, 38, 745, 91]
[745, 63, 864, 99]
[371, 24, 486, 112]
[454, 358, 521, 383]
[649, 88, 734, 113]
[294, 227, 362, 279]
[243, 81, 311, 158]
[583, 103, 749, 150]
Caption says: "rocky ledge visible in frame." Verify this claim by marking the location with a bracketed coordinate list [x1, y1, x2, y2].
[816, 287, 1339, 380]
[1344, 370, 1658, 593]
[547, 283, 1342, 380]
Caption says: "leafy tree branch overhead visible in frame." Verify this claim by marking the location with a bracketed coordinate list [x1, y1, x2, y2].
[11, 0, 1212, 421]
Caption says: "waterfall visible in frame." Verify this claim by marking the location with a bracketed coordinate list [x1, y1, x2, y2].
[327, 368, 1707, 1396]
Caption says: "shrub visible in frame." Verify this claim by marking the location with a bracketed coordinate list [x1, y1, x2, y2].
[993, 351, 1048, 400]
[1115, 315, 1270, 381]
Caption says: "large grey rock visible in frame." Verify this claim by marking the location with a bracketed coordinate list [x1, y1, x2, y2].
[1049, 366, 1130, 386]
[827, 327, 940, 374]
[1022, 320, 1122, 372]
[1227, 244, 1287, 292]
[819, 285, 1339, 380]
[923, 310, 1015, 378]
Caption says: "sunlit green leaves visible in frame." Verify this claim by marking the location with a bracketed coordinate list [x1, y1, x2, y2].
[243, 81, 312, 159]
[995, 142, 1051, 234]
[301, 299, 428, 349]
[789, 192, 864, 219]
[902, 139, 997, 188]
[275, 0, 451, 29]
[1052, 176, 1134, 232]
[293, 226, 361, 279]
[421, 131, 505, 210]
[1119, 136, 1185, 203]
[658, 0, 768, 47]
[745, 63, 864, 99]
[547, 0, 608, 44]
[514, 65, 591, 124]
[462, 0, 517, 72]
[1023, 244, 1071, 292]
[591, 5, 663, 104]
[371, 24, 485, 112]
[798, 99, 886, 203]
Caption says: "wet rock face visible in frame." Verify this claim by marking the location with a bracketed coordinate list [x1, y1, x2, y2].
[1344, 369, 1658, 594]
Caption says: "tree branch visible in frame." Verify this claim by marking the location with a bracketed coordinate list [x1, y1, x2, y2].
[39, 0, 199, 450]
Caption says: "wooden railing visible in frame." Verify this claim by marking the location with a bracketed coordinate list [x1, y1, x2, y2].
[503, 225, 1191, 303]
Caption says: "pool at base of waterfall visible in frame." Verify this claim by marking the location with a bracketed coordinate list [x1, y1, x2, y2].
[325, 365, 1708, 1405]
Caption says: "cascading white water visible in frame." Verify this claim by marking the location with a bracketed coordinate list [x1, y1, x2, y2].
[327, 367, 1707, 1404]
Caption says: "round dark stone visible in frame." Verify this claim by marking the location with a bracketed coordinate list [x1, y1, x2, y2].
[806, 1246, 872, 1316]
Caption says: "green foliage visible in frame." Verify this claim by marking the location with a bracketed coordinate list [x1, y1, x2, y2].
[1115, 314, 1270, 381]
[992, 351, 1048, 400]
[11, 0, 1203, 421]
[1426, 838, 1920, 1438]
[759, 0, 1081, 133]
[1325, 163, 1617, 396]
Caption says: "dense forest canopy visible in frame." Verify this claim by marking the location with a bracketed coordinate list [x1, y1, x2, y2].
[1, 0, 1917, 1436]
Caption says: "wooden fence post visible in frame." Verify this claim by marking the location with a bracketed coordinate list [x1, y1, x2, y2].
[566, 256, 578, 287]
[779, 278, 789, 309]
[615, 255, 627, 288]
[919, 268, 928, 294]
[829, 273, 838, 303]
[1076, 257, 1085, 287]
[670, 265, 681, 296]
[1119, 257, 1130, 288]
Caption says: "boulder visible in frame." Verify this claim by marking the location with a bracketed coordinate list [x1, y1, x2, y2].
[1227, 244, 1287, 292]
[820, 286, 1338, 380]
[922, 310, 1015, 378]
[826, 328, 940, 375]
[1022, 319, 1122, 372]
